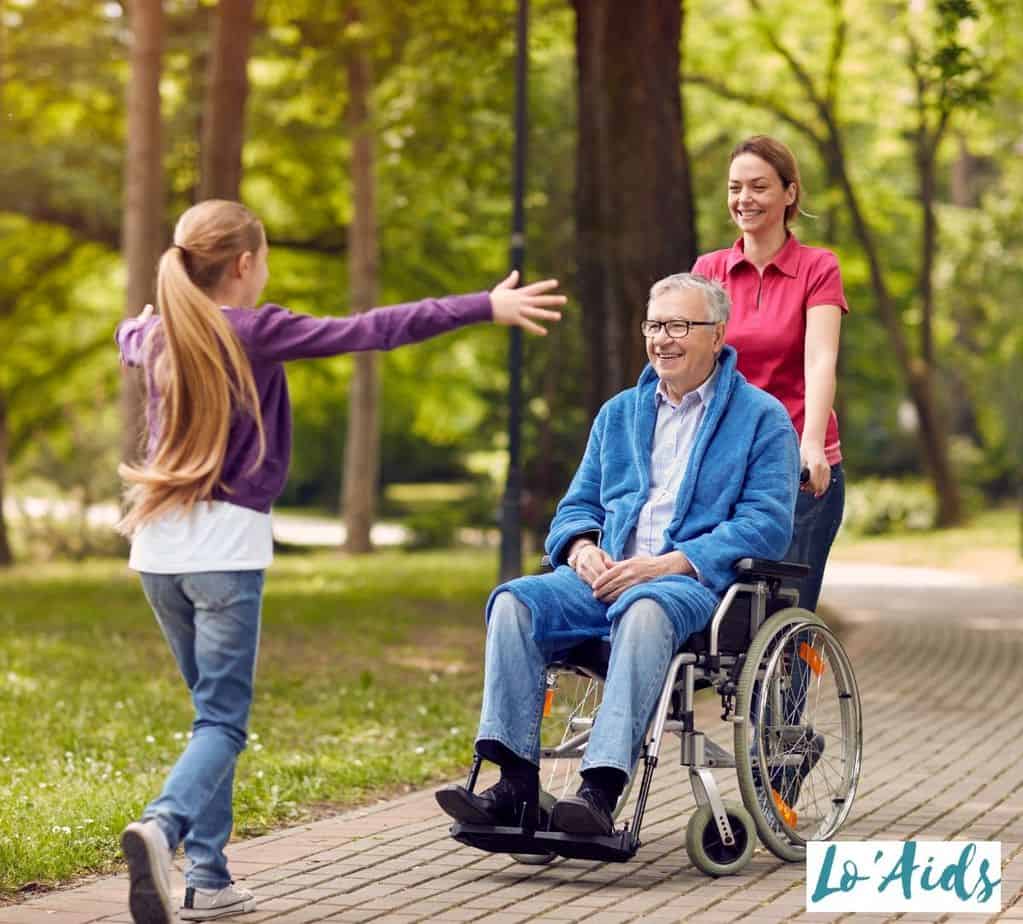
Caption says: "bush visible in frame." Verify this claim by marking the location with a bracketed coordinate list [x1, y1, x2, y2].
[11, 505, 126, 561]
[384, 480, 500, 550]
[842, 478, 938, 535]
[404, 506, 466, 550]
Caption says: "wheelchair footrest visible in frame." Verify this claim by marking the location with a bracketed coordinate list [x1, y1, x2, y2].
[450, 821, 640, 862]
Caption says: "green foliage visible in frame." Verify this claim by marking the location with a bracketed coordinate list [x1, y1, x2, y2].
[1, 0, 1021, 547]
[842, 477, 939, 535]
[0, 550, 495, 894]
[684, 0, 1017, 503]
[935, 162, 1023, 497]
[404, 506, 464, 549]
[388, 480, 500, 548]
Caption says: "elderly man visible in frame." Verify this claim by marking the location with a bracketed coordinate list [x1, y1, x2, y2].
[437, 273, 799, 836]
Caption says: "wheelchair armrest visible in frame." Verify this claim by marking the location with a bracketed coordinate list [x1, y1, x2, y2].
[734, 557, 810, 582]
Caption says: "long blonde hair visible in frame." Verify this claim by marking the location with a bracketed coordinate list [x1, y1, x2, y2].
[118, 200, 267, 535]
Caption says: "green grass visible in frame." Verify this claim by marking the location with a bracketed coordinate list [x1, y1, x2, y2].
[832, 505, 1022, 583]
[0, 550, 498, 896]
[383, 482, 476, 505]
[2, 508, 1016, 896]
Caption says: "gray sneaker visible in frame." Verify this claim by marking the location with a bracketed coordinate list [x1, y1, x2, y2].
[180, 883, 258, 920]
[121, 819, 174, 924]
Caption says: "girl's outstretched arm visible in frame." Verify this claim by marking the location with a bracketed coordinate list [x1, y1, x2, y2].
[242, 277, 565, 364]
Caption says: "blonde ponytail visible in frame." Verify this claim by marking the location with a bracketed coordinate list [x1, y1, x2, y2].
[118, 200, 267, 536]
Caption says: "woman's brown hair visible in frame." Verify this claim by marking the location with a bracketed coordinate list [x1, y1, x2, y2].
[117, 200, 267, 535]
[730, 135, 803, 225]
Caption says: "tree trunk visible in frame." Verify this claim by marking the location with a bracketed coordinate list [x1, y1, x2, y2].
[917, 136, 938, 369]
[199, 0, 254, 201]
[573, 0, 697, 415]
[950, 134, 980, 209]
[0, 390, 13, 566]
[188, 4, 214, 204]
[824, 129, 961, 525]
[818, 161, 847, 437]
[120, 0, 164, 466]
[340, 3, 380, 555]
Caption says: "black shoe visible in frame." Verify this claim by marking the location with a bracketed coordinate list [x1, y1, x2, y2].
[436, 777, 538, 827]
[551, 784, 614, 836]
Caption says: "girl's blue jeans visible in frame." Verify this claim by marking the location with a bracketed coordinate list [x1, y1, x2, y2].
[138, 570, 264, 890]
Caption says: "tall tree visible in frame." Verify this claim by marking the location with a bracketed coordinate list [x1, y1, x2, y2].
[0, 393, 11, 565]
[120, 0, 164, 466]
[687, 0, 987, 526]
[199, 0, 255, 201]
[906, 0, 989, 372]
[340, 2, 380, 554]
[573, 0, 697, 414]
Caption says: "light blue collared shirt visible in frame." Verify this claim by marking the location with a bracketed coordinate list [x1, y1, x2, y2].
[624, 364, 718, 565]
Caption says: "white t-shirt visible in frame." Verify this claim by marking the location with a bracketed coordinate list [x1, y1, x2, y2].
[129, 501, 273, 574]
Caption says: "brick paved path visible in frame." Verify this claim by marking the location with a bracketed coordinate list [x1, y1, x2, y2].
[2, 566, 1021, 923]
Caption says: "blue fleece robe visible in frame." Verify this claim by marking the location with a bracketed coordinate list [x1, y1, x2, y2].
[488, 345, 800, 649]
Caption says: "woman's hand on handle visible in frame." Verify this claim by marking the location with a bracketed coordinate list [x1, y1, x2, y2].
[800, 443, 830, 497]
[490, 270, 565, 336]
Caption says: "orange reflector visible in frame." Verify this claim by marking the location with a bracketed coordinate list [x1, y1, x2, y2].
[772, 789, 798, 828]
[543, 688, 554, 717]
[799, 641, 825, 676]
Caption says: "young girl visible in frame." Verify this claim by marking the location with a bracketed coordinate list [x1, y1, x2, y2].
[693, 135, 848, 614]
[117, 199, 564, 924]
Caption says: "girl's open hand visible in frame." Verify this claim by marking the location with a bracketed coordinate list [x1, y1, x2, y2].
[490, 270, 565, 335]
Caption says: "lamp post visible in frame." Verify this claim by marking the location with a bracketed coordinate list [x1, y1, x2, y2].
[499, 0, 528, 582]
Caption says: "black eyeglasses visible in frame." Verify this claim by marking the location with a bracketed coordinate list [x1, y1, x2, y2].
[640, 318, 719, 339]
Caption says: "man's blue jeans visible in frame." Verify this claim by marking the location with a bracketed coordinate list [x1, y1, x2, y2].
[138, 570, 264, 890]
[477, 591, 680, 777]
[785, 463, 845, 612]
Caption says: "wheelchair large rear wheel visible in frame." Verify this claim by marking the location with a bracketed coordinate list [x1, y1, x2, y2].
[734, 608, 862, 862]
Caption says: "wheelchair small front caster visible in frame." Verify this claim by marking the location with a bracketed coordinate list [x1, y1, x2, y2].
[685, 800, 755, 877]
[511, 790, 557, 865]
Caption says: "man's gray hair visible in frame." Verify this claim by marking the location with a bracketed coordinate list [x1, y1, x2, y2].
[648, 273, 731, 324]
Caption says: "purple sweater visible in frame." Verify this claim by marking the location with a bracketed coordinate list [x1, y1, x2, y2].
[117, 293, 492, 512]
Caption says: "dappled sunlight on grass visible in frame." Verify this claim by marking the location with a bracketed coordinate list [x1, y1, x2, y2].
[0, 549, 497, 895]
[832, 506, 1021, 583]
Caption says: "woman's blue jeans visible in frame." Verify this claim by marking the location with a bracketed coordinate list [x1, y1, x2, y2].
[138, 570, 264, 890]
[773, 463, 845, 729]
[785, 463, 845, 612]
[476, 592, 680, 777]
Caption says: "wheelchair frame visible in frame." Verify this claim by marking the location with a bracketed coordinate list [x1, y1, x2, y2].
[448, 557, 862, 876]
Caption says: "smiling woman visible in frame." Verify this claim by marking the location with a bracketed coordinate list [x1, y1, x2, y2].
[693, 135, 849, 614]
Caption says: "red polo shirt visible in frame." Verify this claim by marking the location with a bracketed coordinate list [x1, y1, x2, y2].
[693, 234, 848, 464]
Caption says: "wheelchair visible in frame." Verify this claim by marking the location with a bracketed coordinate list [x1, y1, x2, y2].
[447, 557, 862, 877]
